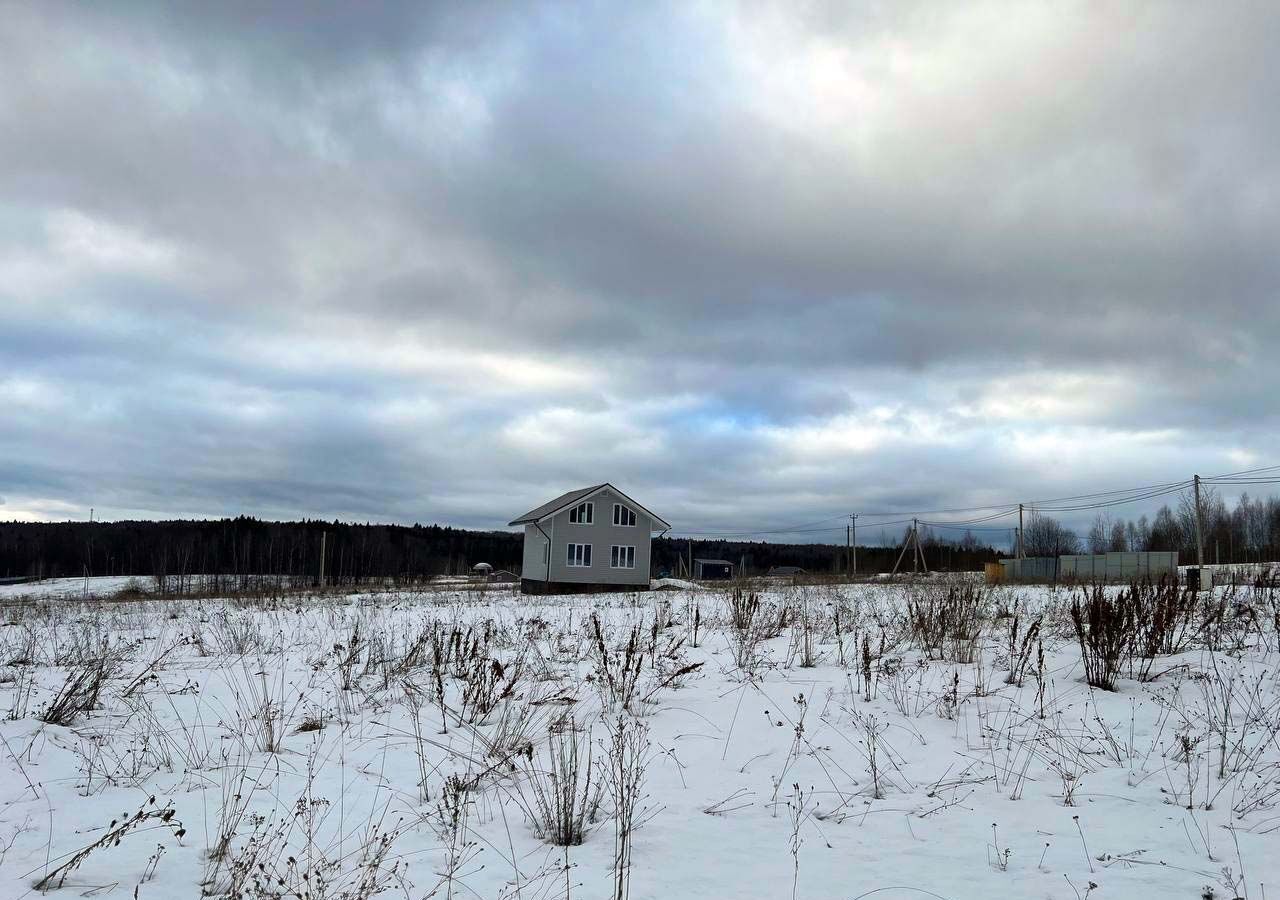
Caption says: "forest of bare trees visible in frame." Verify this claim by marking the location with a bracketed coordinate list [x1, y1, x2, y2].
[1020, 487, 1280, 562]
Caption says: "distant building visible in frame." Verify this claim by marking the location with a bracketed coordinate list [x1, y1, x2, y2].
[767, 566, 806, 577]
[694, 558, 734, 580]
[509, 484, 671, 594]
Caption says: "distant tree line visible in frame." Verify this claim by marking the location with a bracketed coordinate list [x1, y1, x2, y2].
[0, 516, 1002, 586]
[1020, 488, 1280, 564]
[0, 517, 525, 586]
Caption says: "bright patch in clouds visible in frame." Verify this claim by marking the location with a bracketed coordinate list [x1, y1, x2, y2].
[48, 210, 179, 273]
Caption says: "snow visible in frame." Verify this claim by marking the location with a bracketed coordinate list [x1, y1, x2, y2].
[0, 575, 154, 601]
[1, 579, 1278, 899]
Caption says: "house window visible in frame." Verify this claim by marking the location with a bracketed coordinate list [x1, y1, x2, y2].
[613, 503, 636, 527]
[610, 545, 635, 569]
[569, 501, 593, 524]
[566, 543, 592, 567]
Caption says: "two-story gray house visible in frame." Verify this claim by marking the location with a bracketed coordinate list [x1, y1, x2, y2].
[509, 484, 671, 594]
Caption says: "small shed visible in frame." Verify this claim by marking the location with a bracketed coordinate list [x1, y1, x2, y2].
[694, 558, 734, 580]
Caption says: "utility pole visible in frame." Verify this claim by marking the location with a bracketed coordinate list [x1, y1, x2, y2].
[890, 524, 912, 577]
[912, 519, 919, 574]
[889, 520, 930, 578]
[851, 514, 857, 577]
[318, 531, 327, 587]
[1013, 504, 1024, 560]
[1193, 474, 1206, 590]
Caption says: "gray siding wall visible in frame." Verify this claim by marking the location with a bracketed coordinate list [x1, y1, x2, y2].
[521, 524, 550, 580]
[541, 486, 654, 586]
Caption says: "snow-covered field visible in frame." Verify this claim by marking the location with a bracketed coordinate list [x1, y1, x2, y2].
[2, 577, 1279, 899]
[0, 576, 155, 602]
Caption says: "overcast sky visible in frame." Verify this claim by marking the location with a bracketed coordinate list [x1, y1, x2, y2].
[2, 2, 1278, 544]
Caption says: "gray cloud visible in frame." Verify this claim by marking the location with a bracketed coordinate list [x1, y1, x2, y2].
[2, 2, 1278, 539]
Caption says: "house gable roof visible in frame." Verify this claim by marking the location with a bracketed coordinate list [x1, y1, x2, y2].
[508, 484, 605, 526]
[508, 483, 671, 530]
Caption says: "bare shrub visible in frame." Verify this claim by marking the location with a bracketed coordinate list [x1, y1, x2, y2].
[1128, 578, 1199, 679]
[209, 612, 265, 656]
[1005, 613, 1043, 687]
[729, 587, 760, 634]
[787, 590, 820, 668]
[725, 588, 789, 676]
[202, 756, 267, 891]
[907, 582, 987, 662]
[335, 620, 364, 690]
[517, 719, 602, 845]
[231, 662, 304, 753]
[482, 691, 558, 768]
[430, 775, 481, 900]
[1070, 585, 1135, 691]
[41, 649, 122, 726]
[604, 715, 654, 900]
[590, 614, 644, 712]
[36, 797, 185, 890]
[459, 651, 524, 724]
[224, 747, 410, 900]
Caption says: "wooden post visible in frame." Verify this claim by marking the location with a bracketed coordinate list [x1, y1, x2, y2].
[1193, 474, 1206, 590]
[890, 525, 913, 576]
[1017, 504, 1024, 559]
[851, 514, 857, 577]
[912, 519, 919, 574]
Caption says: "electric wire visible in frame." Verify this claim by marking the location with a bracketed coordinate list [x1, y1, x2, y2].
[666, 462, 1277, 541]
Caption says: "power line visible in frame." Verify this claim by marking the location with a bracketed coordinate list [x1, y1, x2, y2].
[665, 462, 1277, 541]
[1026, 483, 1191, 513]
[1203, 464, 1280, 479]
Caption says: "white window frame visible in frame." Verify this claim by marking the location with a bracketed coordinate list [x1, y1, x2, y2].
[569, 501, 594, 525]
[613, 503, 636, 527]
[566, 543, 592, 567]
[610, 545, 636, 569]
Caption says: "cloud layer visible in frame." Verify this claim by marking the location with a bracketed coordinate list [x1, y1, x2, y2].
[3, 2, 1278, 542]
